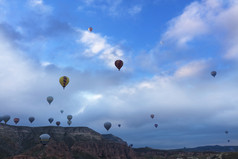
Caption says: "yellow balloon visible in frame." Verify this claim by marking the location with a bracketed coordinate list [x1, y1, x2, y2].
[59, 76, 69, 89]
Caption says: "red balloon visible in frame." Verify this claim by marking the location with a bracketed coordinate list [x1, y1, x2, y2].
[14, 118, 20, 124]
[115, 60, 123, 71]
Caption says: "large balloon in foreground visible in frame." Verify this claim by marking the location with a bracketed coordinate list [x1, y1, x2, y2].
[47, 96, 53, 105]
[59, 76, 69, 89]
[0, 116, 4, 122]
[67, 115, 73, 121]
[115, 60, 123, 71]
[104, 122, 112, 131]
[56, 121, 60, 126]
[154, 124, 158, 128]
[67, 120, 72, 126]
[48, 118, 54, 124]
[40, 134, 50, 145]
[14, 118, 20, 124]
[3, 115, 10, 124]
[150, 114, 154, 119]
[29, 117, 35, 123]
[88, 27, 93, 32]
[211, 71, 217, 77]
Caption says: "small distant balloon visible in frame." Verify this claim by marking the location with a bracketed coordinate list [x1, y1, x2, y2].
[228, 140, 230, 143]
[150, 114, 154, 119]
[154, 124, 158, 128]
[60, 110, 64, 114]
[3, 115, 10, 124]
[59, 76, 69, 89]
[104, 122, 112, 131]
[56, 121, 60, 126]
[115, 60, 123, 71]
[211, 71, 217, 77]
[118, 124, 121, 128]
[48, 118, 54, 124]
[225, 131, 228, 134]
[29, 117, 35, 123]
[67, 115, 73, 121]
[88, 27, 93, 32]
[47, 96, 53, 105]
[40, 134, 50, 145]
[14, 118, 20, 124]
[67, 120, 72, 126]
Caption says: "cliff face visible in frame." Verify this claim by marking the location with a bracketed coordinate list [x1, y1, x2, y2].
[0, 123, 136, 159]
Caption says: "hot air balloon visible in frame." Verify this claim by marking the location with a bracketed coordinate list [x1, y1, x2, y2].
[211, 71, 217, 77]
[14, 118, 20, 124]
[3, 115, 10, 124]
[60, 110, 64, 114]
[29, 117, 35, 123]
[118, 124, 121, 127]
[225, 131, 229, 134]
[47, 96, 53, 105]
[59, 76, 69, 89]
[40, 134, 50, 145]
[48, 118, 54, 124]
[150, 114, 154, 119]
[67, 120, 72, 126]
[67, 115, 73, 121]
[0, 116, 4, 123]
[228, 140, 230, 143]
[56, 121, 60, 126]
[88, 27, 93, 32]
[115, 60, 123, 71]
[154, 124, 158, 128]
[104, 122, 112, 131]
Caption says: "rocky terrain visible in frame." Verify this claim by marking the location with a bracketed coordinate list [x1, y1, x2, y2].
[0, 123, 238, 159]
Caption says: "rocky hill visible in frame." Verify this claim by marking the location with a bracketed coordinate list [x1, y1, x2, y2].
[0, 123, 135, 159]
[1, 123, 238, 159]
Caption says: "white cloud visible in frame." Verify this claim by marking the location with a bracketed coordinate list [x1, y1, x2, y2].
[128, 5, 142, 16]
[77, 30, 124, 68]
[174, 60, 209, 78]
[28, 0, 52, 14]
[161, 0, 238, 59]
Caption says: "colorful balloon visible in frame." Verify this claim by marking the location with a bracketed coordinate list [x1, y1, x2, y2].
[115, 60, 123, 71]
[14, 118, 20, 124]
[88, 27, 93, 32]
[59, 76, 69, 89]
[40, 134, 50, 145]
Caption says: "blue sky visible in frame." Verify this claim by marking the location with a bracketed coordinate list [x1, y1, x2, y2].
[0, 0, 238, 149]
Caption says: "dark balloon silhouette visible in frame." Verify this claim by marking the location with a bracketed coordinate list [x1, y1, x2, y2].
[104, 122, 112, 131]
[115, 60, 123, 71]
[48, 118, 54, 124]
[211, 71, 217, 77]
[118, 124, 121, 127]
[154, 124, 158, 128]
[56, 121, 60, 126]
[150, 114, 154, 119]
[29, 117, 35, 123]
